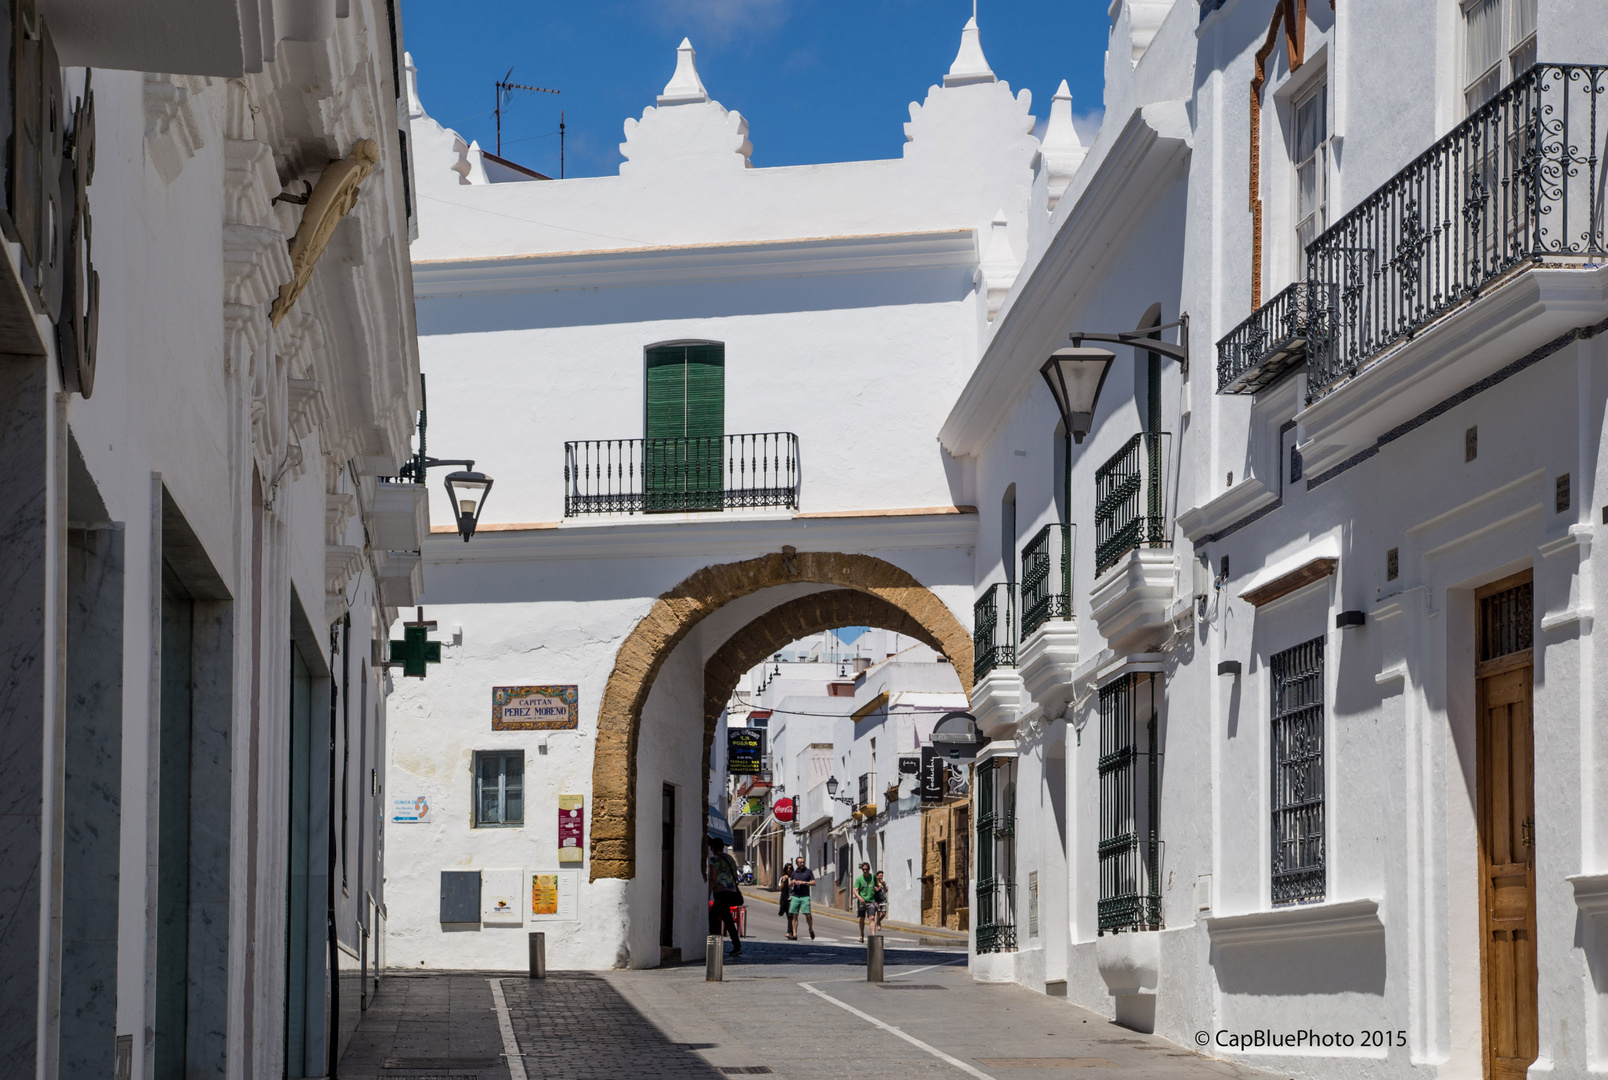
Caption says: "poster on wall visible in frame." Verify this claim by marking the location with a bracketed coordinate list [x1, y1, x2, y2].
[483, 868, 524, 926]
[492, 685, 579, 731]
[727, 728, 765, 775]
[392, 795, 431, 822]
[529, 870, 580, 920]
[558, 794, 584, 864]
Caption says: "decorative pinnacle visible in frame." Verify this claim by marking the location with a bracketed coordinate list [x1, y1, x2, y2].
[658, 37, 710, 105]
[944, 16, 996, 87]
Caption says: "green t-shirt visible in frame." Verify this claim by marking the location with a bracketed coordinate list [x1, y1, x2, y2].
[855, 873, 875, 903]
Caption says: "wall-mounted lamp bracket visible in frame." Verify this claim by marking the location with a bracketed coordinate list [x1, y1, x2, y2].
[1070, 313, 1190, 375]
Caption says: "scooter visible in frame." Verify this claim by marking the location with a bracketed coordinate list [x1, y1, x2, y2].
[739, 863, 755, 886]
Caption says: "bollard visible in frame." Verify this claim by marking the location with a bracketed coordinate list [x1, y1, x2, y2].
[528, 931, 546, 979]
[706, 935, 724, 982]
[867, 935, 884, 983]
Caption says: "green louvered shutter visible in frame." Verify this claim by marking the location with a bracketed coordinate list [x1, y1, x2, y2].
[643, 343, 724, 511]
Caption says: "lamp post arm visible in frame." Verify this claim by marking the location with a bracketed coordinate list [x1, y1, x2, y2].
[1069, 313, 1190, 373]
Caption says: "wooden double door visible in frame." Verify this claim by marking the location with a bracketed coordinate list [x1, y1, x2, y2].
[1475, 572, 1538, 1080]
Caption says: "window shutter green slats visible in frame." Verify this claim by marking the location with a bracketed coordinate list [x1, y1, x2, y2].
[642, 342, 725, 511]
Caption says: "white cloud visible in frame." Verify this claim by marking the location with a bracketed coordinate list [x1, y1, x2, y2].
[652, 0, 792, 46]
[1072, 107, 1104, 145]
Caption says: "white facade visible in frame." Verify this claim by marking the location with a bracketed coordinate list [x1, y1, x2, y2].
[384, 24, 1034, 971]
[948, 2, 1608, 1079]
[0, 2, 422, 1079]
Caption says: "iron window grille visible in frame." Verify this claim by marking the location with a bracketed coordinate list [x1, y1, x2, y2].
[973, 582, 1017, 682]
[1098, 673, 1163, 933]
[1094, 432, 1171, 577]
[1479, 580, 1533, 661]
[563, 432, 800, 516]
[975, 756, 1017, 953]
[1270, 637, 1325, 906]
[474, 750, 525, 827]
[1019, 523, 1074, 639]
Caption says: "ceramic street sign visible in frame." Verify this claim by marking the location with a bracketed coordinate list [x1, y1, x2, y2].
[493, 684, 579, 730]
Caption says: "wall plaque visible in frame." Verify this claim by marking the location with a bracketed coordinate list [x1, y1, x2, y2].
[493, 684, 579, 730]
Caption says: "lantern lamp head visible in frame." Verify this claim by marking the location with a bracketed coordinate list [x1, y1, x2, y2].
[443, 470, 493, 542]
[825, 775, 839, 796]
[1041, 347, 1116, 444]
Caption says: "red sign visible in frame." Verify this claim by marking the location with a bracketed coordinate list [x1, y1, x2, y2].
[773, 797, 795, 823]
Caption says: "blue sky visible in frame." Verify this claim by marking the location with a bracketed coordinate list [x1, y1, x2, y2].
[400, 1, 1111, 179]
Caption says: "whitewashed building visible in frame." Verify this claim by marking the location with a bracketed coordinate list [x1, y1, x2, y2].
[384, 23, 1042, 971]
[0, 2, 423, 1078]
[947, 2, 1608, 1080]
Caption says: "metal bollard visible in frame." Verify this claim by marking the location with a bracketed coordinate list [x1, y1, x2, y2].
[706, 935, 724, 982]
[528, 931, 546, 979]
[867, 935, 884, 983]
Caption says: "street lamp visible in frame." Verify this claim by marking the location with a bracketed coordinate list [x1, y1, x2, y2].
[398, 375, 494, 543]
[443, 470, 493, 542]
[824, 776, 855, 806]
[1044, 315, 1192, 443]
[1040, 347, 1116, 444]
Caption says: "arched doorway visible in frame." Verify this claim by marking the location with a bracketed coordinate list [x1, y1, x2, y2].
[589, 550, 972, 880]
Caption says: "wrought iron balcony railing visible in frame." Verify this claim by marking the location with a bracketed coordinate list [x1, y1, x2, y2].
[1216, 280, 1336, 394]
[1097, 837, 1163, 933]
[974, 877, 1017, 953]
[1094, 432, 1170, 577]
[1019, 523, 1074, 638]
[973, 582, 1016, 682]
[1217, 64, 1607, 402]
[564, 432, 799, 516]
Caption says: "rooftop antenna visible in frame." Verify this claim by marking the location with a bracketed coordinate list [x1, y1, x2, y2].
[494, 68, 560, 158]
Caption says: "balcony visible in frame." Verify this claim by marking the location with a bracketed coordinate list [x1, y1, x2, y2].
[1090, 433, 1176, 654]
[1216, 280, 1335, 395]
[564, 432, 799, 516]
[1217, 64, 1608, 406]
[970, 582, 1022, 736]
[1018, 524, 1079, 716]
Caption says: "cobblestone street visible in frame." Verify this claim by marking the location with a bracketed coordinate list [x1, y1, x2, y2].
[338, 933, 1279, 1080]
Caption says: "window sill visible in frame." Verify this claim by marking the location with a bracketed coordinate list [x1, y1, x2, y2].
[472, 822, 526, 829]
[1570, 874, 1608, 916]
[1203, 897, 1382, 945]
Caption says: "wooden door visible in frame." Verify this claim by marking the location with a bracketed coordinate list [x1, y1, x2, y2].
[1475, 573, 1537, 1080]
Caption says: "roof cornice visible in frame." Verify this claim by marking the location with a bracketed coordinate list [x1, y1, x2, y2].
[412, 229, 979, 297]
[938, 101, 1193, 455]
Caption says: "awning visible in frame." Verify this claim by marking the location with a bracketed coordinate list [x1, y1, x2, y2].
[706, 803, 737, 846]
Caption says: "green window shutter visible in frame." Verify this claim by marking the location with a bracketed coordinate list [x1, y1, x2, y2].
[643, 343, 725, 511]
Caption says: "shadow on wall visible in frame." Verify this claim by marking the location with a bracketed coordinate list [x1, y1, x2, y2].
[1210, 929, 1386, 996]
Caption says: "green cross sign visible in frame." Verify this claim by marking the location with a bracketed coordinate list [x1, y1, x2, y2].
[390, 608, 441, 678]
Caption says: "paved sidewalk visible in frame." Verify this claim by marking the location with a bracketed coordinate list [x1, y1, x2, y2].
[339, 940, 1279, 1080]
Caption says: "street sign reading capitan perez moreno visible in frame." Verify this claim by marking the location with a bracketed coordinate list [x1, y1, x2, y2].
[492, 685, 579, 730]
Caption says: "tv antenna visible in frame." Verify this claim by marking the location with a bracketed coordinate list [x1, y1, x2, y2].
[494, 68, 560, 158]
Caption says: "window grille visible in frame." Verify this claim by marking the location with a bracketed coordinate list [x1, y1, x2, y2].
[474, 750, 525, 827]
[1098, 673, 1162, 933]
[975, 757, 1017, 953]
[1478, 581, 1532, 661]
[1270, 638, 1325, 906]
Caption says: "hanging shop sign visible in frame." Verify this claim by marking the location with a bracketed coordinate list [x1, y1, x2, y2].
[740, 796, 765, 816]
[391, 795, 431, 822]
[727, 728, 765, 775]
[898, 755, 921, 774]
[493, 684, 579, 731]
[773, 796, 795, 823]
[919, 747, 946, 803]
[558, 794, 584, 864]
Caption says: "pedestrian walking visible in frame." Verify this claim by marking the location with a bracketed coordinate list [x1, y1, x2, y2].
[785, 856, 816, 940]
[707, 838, 743, 957]
[853, 862, 875, 942]
[872, 870, 889, 935]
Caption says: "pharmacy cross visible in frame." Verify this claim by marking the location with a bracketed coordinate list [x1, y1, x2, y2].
[389, 607, 441, 678]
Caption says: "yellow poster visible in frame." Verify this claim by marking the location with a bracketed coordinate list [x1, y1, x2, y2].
[531, 873, 558, 915]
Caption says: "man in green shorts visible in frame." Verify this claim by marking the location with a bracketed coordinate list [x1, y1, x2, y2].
[854, 862, 875, 942]
[786, 856, 816, 940]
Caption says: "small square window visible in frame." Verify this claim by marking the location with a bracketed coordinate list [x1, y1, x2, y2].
[474, 750, 525, 827]
[1556, 474, 1571, 514]
[1465, 426, 1478, 462]
[1387, 548, 1399, 581]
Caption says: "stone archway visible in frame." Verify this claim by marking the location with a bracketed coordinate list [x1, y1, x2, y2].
[698, 588, 959, 817]
[590, 550, 972, 879]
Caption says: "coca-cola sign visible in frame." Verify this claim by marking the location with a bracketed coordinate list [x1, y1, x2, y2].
[772, 796, 794, 823]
